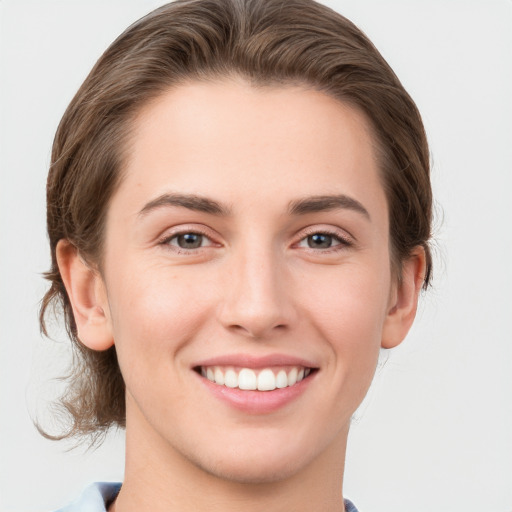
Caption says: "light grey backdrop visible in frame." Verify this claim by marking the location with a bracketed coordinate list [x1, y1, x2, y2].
[1, 1, 511, 511]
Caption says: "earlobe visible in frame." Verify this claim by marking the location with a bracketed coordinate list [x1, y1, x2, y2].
[381, 247, 427, 349]
[56, 239, 114, 351]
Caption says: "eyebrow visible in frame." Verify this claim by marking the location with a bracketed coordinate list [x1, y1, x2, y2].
[138, 193, 231, 217]
[138, 192, 370, 220]
[288, 194, 370, 220]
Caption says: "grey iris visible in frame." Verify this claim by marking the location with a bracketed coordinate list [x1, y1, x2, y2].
[178, 233, 203, 249]
[308, 233, 332, 249]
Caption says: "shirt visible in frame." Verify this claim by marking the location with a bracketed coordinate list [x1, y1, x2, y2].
[55, 482, 359, 511]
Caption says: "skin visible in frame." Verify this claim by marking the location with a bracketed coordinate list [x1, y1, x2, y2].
[57, 79, 426, 512]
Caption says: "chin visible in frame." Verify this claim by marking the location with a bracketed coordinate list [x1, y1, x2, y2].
[196, 452, 308, 485]
[179, 430, 327, 485]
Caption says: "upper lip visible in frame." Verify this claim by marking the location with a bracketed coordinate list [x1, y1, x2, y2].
[193, 353, 318, 369]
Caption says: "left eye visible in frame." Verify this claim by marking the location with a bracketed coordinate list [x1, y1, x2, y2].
[298, 233, 344, 249]
[166, 232, 212, 249]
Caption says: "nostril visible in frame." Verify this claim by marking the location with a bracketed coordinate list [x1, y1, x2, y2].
[228, 322, 288, 338]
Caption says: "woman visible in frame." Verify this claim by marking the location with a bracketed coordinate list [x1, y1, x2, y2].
[41, 0, 432, 510]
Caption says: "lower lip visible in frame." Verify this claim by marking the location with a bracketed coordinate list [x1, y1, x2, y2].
[196, 372, 315, 414]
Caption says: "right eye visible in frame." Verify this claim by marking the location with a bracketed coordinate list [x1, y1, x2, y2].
[301, 233, 340, 249]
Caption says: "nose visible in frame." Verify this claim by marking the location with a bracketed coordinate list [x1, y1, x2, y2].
[217, 245, 297, 339]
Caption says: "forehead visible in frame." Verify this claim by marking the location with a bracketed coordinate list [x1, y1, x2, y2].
[115, 79, 386, 218]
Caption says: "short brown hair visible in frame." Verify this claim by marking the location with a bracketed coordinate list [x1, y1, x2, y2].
[40, 0, 432, 442]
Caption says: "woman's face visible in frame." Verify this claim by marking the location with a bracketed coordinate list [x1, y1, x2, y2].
[97, 80, 399, 482]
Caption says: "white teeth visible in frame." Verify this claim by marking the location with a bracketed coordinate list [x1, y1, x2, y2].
[214, 367, 224, 385]
[276, 370, 288, 388]
[224, 368, 238, 388]
[257, 369, 276, 391]
[238, 368, 257, 390]
[200, 365, 313, 391]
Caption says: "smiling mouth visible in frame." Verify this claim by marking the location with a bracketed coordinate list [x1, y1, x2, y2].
[195, 365, 316, 391]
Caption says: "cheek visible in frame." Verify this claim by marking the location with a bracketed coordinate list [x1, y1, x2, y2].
[303, 262, 391, 336]
[299, 262, 390, 384]
[105, 261, 213, 364]
[104, 265, 215, 418]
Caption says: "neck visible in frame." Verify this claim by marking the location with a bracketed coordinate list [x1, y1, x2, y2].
[112, 398, 349, 512]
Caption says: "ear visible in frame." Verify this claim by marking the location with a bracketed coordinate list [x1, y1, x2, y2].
[56, 239, 114, 351]
[381, 247, 427, 349]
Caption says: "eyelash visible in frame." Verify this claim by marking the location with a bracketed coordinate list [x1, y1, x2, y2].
[158, 227, 216, 255]
[295, 227, 353, 253]
[158, 227, 353, 255]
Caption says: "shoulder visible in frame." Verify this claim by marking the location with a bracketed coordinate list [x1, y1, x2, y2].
[54, 484, 357, 512]
[54, 482, 122, 512]
[344, 498, 360, 512]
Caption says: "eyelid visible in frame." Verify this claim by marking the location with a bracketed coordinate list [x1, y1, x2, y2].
[157, 224, 220, 250]
[294, 225, 355, 249]
[155, 223, 354, 253]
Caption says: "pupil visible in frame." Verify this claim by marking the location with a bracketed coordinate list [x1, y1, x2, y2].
[178, 233, 202, 249]
[308, 234, 332, 249]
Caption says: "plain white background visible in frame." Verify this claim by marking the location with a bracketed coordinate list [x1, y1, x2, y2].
[1, 1, 511, 511]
